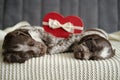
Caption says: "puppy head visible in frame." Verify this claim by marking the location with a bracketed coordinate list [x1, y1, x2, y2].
[2, 29, 47, 63]
[73, 43, 91, 60]
[78, 34, 115, 60]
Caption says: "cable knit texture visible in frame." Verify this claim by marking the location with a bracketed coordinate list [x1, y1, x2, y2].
[0, 41, 120, 80]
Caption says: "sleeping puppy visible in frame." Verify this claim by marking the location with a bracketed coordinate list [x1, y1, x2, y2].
[73, 29, 115, 60]
[2, 29, 47, 63]
[2, 26, 76, 63]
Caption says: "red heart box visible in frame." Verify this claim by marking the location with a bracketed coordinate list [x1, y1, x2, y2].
[43, 12, 84, 38]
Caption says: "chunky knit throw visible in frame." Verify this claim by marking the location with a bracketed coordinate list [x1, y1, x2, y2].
[0, 41, 120, 80]
[0, 22, 120, 80]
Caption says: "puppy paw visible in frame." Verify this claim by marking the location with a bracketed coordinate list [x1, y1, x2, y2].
[3, 53, 28, 63]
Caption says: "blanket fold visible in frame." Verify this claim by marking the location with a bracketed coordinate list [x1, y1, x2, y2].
[0, 21, 120, 80]
[0, 21, 120, 42]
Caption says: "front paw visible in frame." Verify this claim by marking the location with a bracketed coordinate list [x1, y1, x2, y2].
[74, 52, 82, 59]
[3, 53, 28, 63]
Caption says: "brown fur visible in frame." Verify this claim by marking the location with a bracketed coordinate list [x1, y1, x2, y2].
[73, 34, 115, 60]
[2, 29, 47, 63]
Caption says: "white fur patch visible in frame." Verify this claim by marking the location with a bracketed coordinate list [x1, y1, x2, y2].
[100, 47, 110, 58]
[28, 29, 43, 43]
[14, 43, 40, 53]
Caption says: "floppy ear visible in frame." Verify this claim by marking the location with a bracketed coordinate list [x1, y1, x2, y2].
[2, 33, 14, 49]
[91, 38, 98, 47]
[85, 38, 98, 52]
[91, 38, 99, 52]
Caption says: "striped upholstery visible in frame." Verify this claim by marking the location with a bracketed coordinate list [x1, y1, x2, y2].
[0, 41, 120, 80]
[0, 0, 120, 33]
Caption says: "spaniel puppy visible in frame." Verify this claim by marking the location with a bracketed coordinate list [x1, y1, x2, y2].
[2, 25, 82, 63]
[2, 29, 47, 63]
[73, 29, 115, 60]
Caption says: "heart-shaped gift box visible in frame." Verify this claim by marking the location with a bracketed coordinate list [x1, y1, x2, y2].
[43, 12, 84, 38]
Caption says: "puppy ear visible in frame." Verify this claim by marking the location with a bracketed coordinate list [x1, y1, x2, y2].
[91, 38, 98, 47]
[85, 38, 98, 52]
[2, 33, 14, 49]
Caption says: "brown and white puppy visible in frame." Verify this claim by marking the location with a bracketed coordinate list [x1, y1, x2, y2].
[2, 26, 76, 63]
[2, 29, 47, 63]
[73, 29, 115, 60]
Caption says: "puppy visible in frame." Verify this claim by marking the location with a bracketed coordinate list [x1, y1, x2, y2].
[2, 29, 47, 63]
[2, 26, 75, 63]
[73, 34, 115, 60]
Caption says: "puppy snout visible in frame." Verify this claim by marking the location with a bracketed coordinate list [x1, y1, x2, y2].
[74, 52, 82, 59]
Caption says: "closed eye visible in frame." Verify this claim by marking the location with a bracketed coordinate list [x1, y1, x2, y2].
[12, 45, 18, 48]
[28, 42, 34, 46]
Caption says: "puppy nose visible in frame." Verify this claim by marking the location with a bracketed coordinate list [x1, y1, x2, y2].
[74, 52, 81, 59]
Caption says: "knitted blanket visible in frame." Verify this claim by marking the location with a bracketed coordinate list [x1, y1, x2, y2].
[0, 22, 120, 80]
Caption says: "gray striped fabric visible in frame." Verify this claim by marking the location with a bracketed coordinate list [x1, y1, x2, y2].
[0, 0, 120, 33]
[0, 41, 120, 80]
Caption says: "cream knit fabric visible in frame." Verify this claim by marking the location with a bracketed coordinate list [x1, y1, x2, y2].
[0, 41, 120, 80]
[0, 22, 120, 80]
